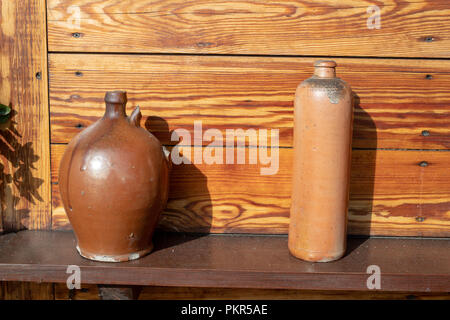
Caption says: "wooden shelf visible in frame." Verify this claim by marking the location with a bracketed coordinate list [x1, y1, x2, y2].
[0, 231, 449, 292]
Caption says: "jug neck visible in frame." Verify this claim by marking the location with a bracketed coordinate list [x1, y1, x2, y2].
[105, 102, 127, 118]
[104, 91, 127, 118]
[313, 60, 336, 78]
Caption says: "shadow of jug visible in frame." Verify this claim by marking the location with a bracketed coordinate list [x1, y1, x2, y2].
[144, 116, 212, 251]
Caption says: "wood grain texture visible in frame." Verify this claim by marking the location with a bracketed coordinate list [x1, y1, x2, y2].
[46, 0, 450, 57]
[0, 0, 51, 233]
[49, 54, 450, 149]
[0, 281, 54, 300]
[53, 283, 450, 300]
[51, 144, 450, 236]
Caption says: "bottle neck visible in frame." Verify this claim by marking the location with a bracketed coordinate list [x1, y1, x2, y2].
[105, 103, 126, 119]
[314, 66, 336, 78]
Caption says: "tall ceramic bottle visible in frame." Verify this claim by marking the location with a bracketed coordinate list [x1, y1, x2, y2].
[59, 91, 170, 262]
[289, 60, 353, 262]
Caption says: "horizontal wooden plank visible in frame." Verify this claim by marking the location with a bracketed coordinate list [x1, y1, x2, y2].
[53, 283, 450, 300]
[49, 54, 450, 149]
[1, 231, 449, 292]
[47, 0, 450, 58]
[4, 281, 449, 300]
[51, 144, 450, 236]
[0, 281, 54, 300]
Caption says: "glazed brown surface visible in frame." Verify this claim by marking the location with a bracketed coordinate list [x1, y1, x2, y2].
[289, 61, 353, 262]
[58, 91, 169, 262]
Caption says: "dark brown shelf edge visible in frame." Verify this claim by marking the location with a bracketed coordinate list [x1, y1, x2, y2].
[1, 266, 448, 293]
[0, 231, 449, 293]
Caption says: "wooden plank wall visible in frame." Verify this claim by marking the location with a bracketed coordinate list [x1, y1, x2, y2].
[1, 0, 449, 301]
[0, 0, 51, 232]
[46, 0, 450, 237]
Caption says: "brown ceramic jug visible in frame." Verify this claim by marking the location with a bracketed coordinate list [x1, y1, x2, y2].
[288, 60, 353, 262]
[59, 91, 170, 262]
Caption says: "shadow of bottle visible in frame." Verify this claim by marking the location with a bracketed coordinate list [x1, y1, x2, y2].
[143, 116, 212, 251]
[346, 92, 377, 254]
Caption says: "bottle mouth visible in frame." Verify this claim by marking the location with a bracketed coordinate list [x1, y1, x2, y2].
[105, 91, 127, 104]
[313, 60, 337, 78]
[314, 60, 337, 68]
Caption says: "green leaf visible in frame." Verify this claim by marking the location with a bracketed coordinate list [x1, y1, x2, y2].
[0, 104, 11, 124]
[0, 103, 11, 116]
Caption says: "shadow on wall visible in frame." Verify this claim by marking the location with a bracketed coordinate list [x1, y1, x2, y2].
[144, 115, 212, 251]
[0, 107, 44, 234]
[346, 92, 377, 253]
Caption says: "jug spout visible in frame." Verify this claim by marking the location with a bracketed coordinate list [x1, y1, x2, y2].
[129, 105, 142, 127]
